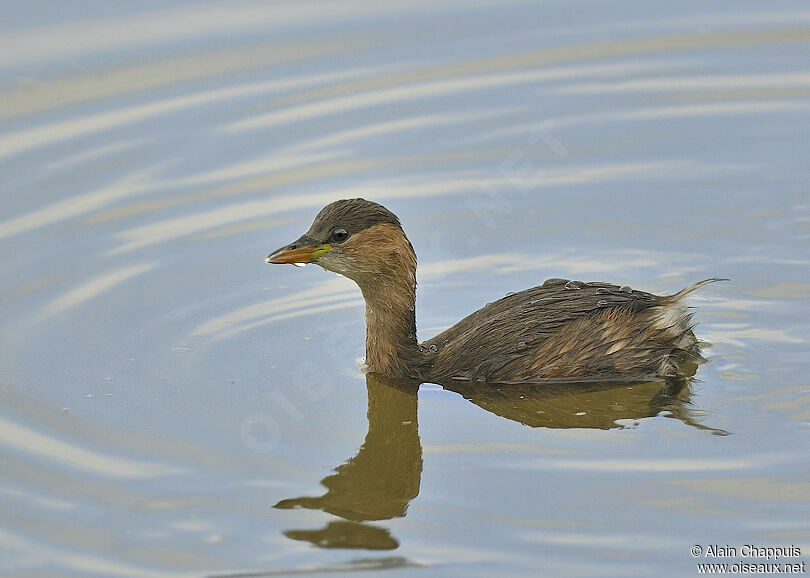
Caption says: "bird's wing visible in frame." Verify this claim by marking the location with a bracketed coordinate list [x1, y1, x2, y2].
[423, 278, 661, 383]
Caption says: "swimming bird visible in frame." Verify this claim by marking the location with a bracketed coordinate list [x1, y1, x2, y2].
[267, 198, 721, 384]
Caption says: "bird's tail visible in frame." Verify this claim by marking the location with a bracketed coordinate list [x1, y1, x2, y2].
[653, 278, 727, 377]
[664, 277, 729, 303]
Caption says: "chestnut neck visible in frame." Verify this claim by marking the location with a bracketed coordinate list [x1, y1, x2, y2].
[355, 255, 425, 380]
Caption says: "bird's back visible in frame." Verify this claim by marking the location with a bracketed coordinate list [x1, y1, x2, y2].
[423, 278, 717, 384]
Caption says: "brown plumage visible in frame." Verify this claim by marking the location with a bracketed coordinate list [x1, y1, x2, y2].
[267, 198, 723, 384]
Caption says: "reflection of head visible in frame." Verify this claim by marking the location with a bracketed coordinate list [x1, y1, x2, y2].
[275, 373, 422, 548]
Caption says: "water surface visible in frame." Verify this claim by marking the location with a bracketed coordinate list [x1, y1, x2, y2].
[1, 1, 809, 576]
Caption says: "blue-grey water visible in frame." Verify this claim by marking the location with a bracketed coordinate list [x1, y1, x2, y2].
[1, 1, 809, 576]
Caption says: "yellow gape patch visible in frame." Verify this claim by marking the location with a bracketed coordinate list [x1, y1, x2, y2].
[310, 244, 332, 262]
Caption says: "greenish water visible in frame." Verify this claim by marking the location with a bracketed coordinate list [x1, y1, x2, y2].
[1, 1, 808, 576]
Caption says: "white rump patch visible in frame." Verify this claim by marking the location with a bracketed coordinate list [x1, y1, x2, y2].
[651, 304, 688, 334]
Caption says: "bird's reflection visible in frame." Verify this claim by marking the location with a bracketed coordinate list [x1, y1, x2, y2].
[276, 370, 725, 551]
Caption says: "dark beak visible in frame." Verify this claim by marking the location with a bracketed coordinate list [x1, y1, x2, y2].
[266, 235, 332, 265]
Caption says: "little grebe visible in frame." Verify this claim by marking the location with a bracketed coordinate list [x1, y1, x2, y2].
[267, 198, 722, 383]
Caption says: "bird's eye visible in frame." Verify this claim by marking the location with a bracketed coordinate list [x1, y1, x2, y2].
[330, 228, 349, 243]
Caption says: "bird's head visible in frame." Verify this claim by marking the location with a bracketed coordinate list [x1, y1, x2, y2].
[267, 198, 416, 285]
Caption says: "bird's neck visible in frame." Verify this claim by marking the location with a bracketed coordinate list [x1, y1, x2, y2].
[358, 265, 424, 380]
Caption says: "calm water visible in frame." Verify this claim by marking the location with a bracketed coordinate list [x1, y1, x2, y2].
[1, 1, 809, 576]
